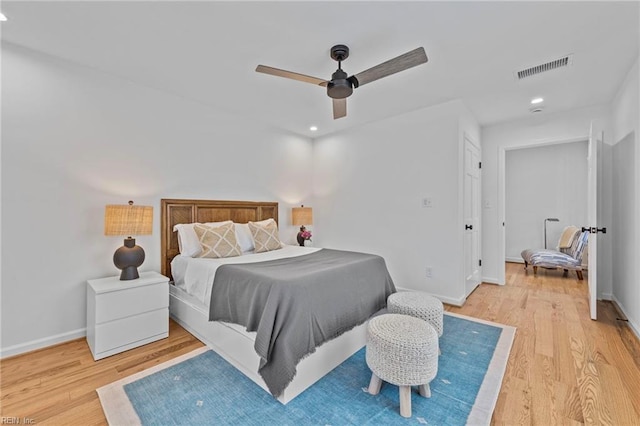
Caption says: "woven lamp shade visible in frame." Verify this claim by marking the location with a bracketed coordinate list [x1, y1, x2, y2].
[104, 204, 153, 236]
[292, 206, 313, 226]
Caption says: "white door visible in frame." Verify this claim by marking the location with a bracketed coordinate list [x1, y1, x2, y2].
[464, 136, 481, 296]
[586, 124, 603, 320]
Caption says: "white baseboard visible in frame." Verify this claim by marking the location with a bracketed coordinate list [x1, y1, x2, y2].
[610, 296, 640, 341]
[0, 328, 86, 359]
[395, 286, 466, 307]
[434, 294, 466, 307]
[505, 257, 524, 263]
[601, 292, 612, 301]
[481, 277, 502, 285]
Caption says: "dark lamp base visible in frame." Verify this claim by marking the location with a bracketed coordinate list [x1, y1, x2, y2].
[297, 225, 307, 246]
[119, 266, 140, 281]
[114, 238, 145, 281]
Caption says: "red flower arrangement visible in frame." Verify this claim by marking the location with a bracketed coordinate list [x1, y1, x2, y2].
[296, 226, 312, 246]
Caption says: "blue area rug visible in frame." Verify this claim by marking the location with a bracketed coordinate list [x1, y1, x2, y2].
[98, 313, 514, 425]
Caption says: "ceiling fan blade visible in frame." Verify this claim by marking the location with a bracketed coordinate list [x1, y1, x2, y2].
[333, 98, 347, 119]
[353, 47, 428, 87]
[255, 65, 327, 86]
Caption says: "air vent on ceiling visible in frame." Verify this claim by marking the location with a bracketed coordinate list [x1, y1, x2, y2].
[515, 54, 573, 80]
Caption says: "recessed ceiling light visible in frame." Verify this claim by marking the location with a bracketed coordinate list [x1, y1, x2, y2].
[530, 97, 544, 104]
[0, 13, 7, 21]
[309, 126, 318, 132]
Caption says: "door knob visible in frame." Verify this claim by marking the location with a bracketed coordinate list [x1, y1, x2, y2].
[465, 224, 473, 230]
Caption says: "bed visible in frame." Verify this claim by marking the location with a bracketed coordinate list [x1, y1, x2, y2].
[161, 199, 396, 404]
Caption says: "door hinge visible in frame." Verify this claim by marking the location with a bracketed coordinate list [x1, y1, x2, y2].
[478, 161, 482, 169]
[479, 259, 482, 266]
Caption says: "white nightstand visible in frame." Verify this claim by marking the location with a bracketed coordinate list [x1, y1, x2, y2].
[86, 271, 169, 360]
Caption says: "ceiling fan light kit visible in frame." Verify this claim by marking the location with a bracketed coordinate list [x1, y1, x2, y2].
[256, 44, 428, 119]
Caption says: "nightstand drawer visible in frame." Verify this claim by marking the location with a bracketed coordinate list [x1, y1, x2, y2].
[93, 308, 168, 354]
[94, 282, 168, 324]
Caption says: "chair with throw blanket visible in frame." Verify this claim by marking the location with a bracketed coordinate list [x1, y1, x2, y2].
[521, 226, 589, 280]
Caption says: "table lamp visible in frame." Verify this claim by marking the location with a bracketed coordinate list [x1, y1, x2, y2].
[292, 205, 313, 246]
[104, 201, 153, 280]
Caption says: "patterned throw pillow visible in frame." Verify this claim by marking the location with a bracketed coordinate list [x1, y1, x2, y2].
[248, 220, 282, 253]
[193, 222, 242, 258]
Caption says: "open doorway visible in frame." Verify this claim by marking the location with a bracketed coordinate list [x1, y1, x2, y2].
[504, 139, 589, 280]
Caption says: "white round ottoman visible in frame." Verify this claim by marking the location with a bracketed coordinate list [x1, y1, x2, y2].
[387, 291, 444, 338]
[366, 314, 439, 418]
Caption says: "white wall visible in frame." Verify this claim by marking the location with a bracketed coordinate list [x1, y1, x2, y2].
[1, 43, 313, 356]
[4, 38, 634, 356]
[610, 58, 639, 338]
[481, 105, 612, 294]
[505, 141, 588, 261]
[313, 100, 480, 306]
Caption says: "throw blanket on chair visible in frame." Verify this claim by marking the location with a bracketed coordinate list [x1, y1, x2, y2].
[558, 226, 580, 250]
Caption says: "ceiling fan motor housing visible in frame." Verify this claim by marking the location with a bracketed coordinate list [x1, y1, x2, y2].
[327, 69, 353, 99]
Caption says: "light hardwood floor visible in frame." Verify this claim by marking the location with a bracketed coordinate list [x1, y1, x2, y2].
[446, 262, 640, 425]
[1, 262, 639, 425]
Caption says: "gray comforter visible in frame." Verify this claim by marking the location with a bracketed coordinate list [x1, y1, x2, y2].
[208, 248, 396, 397]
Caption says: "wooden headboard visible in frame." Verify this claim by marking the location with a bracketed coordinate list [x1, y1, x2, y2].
[160, 199, 279, 280]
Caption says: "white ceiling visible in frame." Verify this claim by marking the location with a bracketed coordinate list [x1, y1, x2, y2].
[2, 1, 638, 138]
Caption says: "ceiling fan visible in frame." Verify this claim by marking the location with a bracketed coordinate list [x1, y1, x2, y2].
[256, 45, 428, 120]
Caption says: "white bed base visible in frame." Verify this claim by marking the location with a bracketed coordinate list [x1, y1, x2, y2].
[169, 286, 367, 404]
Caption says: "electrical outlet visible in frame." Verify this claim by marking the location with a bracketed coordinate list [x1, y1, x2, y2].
[425, 266, 433, 278]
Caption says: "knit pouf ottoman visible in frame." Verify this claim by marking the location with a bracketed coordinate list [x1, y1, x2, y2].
[388, 291, 444, 339]
[366, 314, 439, 418]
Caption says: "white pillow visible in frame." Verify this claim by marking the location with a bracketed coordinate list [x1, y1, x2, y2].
[173, 221, 233, 257]
[234, 223, 255, 252]
[252, 218, 276, 226]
